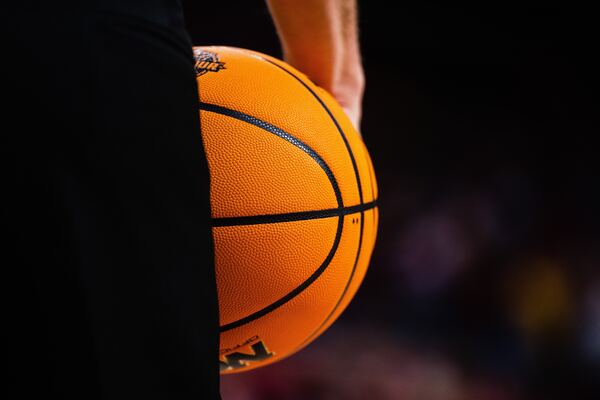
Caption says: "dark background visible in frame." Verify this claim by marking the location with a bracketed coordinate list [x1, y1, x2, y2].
[184, 1, 599, 399]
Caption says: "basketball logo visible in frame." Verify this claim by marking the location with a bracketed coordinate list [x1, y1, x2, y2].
[194, 49, 226, 76]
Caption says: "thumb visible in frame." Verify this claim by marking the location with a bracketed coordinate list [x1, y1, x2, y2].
[342, 106, 362, 136]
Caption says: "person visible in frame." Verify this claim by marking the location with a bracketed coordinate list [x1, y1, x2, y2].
[266, 0, 364, 130]
[2, 0, 364, 398]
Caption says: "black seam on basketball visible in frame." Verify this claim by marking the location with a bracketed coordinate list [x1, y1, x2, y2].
[212, 201, 377, 227]
[199, 101, 346, 332]
[259, 57, 365, 207]
[298, 211, 366, 350]
[365, 151, 378, 245]
[220, 216, 344, 332]
[256, 57, 372, 346]
[365, 146, 377, 205]
[199, 102, 344, 210]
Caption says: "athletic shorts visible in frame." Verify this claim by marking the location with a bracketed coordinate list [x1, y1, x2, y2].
[3, 1, 220, 398]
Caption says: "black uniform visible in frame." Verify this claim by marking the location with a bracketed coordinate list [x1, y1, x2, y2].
[3, 1, 220, 398]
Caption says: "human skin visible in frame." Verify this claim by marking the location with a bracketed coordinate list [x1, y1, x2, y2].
[267, 0, 365, 131]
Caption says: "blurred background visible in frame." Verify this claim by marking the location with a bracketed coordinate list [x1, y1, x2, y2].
[184, 1, 599, 399]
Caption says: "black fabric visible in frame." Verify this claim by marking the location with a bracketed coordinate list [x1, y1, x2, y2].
[3, 2, 220, 399]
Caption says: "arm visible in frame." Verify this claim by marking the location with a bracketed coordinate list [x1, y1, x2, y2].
[266, 0, 365, 131]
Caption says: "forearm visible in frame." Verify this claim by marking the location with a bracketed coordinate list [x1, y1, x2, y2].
[266, 0, 364, 126]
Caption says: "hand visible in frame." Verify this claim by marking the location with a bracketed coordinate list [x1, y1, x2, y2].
[267, 0, 365, 133]
[329, 64, 365, 132]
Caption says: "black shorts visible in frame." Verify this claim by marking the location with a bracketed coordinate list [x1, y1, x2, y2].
[3, 1, 219, 398]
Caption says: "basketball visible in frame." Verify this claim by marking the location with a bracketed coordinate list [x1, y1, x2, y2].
[194, 46, 378, 373]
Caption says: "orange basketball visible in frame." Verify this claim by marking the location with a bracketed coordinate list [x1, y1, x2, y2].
[194, 46, 379, 373]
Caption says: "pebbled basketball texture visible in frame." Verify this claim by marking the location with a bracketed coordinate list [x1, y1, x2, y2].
[194, 46, 378, 373]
